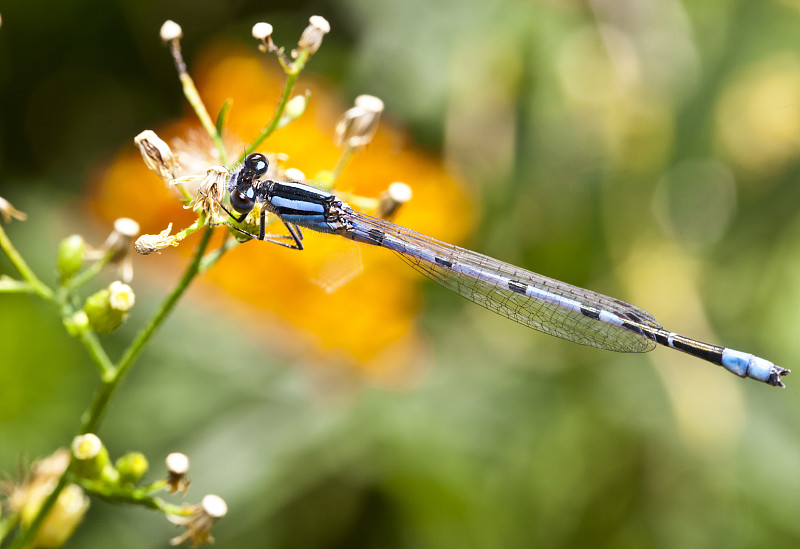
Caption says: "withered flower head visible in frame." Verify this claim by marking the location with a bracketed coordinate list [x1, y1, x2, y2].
[135, 130, 178, 182]
[296, 15, 330, 56]
[334, 94, 385, 150]
[135, 223, 178, 255]
[86, 218, 140, 282]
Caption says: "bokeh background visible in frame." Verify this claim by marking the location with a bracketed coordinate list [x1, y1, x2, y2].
[2, 0, 800, 547]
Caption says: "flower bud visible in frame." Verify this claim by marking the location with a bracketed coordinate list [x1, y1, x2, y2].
[57, 234, 86, 282]
[64, 310, 90, 337]
[279, 93, 310, 128]
[83, 281, 135, 334]
[71, 433, 117, 483]
[116, 452, 149, 485]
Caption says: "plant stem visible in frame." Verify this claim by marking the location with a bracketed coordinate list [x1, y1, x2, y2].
[240, 54, 308, 161]
[180, 74, 228, 165]
[77, 329, 116, 377]
[80, 226, 215, 434]
[0, 222, 53, 301]
[65, 249, 113, 290]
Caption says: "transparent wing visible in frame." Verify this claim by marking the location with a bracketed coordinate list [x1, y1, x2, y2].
[345, 211, 660, 353]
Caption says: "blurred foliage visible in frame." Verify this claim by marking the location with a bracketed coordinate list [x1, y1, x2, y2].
[2, 0, 800, 548]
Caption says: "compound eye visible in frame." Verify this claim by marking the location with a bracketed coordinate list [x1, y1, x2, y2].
[230, 188, 254, 214]
[245, 153, 269, 178]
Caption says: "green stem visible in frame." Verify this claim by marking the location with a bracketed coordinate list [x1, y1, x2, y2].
[0, 222, 53, 301]
[199, 235, 239, 273]
[80, 225, 214, 434]
[65, 250, 113, 290]
[76, 329, 115, 377]
[180, 74, 228, 165]
[240, 55, 308, 162]
[0, 278, 35, 293]
[77, 479, 187, 515]
[329, 144, 355, 182]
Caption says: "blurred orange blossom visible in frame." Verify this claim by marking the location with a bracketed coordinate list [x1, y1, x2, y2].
[89, 42, 474, 384]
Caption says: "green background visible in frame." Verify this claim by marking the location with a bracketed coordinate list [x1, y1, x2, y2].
[2, 0, 800, 547]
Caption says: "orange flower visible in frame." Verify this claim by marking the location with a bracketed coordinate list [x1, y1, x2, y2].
[89, 43, 473, 384]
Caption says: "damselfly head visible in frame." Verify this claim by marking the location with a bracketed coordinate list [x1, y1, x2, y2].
[228, 153, 270, 214]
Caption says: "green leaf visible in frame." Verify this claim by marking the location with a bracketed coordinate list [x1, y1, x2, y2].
[215, 99, 232, 137]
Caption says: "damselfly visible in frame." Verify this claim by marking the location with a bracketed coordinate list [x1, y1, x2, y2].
[220, 153, 789, 388]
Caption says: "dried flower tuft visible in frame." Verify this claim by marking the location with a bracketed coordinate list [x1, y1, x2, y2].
[135, 224, 179, 255]
[187, 166, 228, 222]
